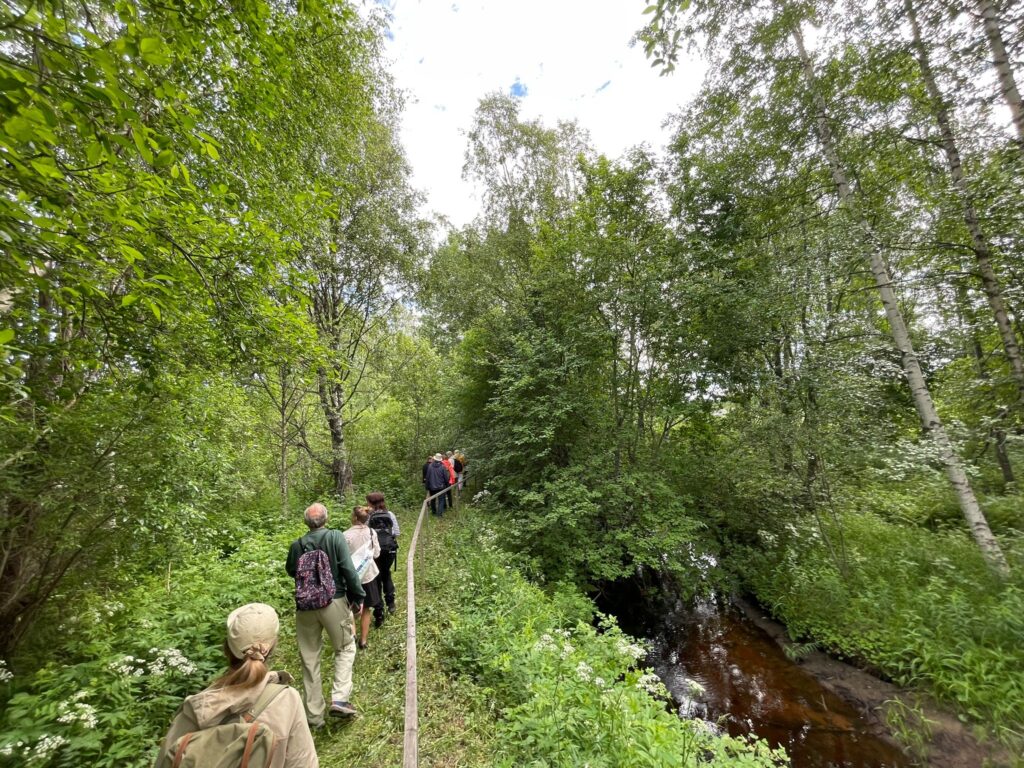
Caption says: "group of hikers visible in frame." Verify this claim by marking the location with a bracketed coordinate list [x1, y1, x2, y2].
[154, 491, 403, 767]
[155, 451, 469, 767]
[422, 450, 466, 516]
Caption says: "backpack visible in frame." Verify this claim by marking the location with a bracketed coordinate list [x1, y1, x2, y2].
[294, 539, 336, 611]
[368, 511, 398, 553]
[162, 684, 286, 768]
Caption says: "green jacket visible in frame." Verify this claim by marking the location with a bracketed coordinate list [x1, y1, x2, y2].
[285, 527, 365, 605]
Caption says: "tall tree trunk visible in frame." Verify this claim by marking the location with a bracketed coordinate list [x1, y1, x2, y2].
[906, 0, 1024, 394]
[975, 0, 1024, 147]
[962, 286, 1018, 486]
[790, 21, 1010, 576]
[279, 367, 289, 514]
[316, 369, 354, 498]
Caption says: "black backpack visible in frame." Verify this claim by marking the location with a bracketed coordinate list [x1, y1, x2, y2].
[368, 511, 398, 553]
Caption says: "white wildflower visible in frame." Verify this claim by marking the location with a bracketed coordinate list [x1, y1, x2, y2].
[616, 638, 646, 661]
[575, 661, 593, 681]
[109, 656, 142, 677]
[0, 660, 12, 684]
[31, 734, 69, 761]
[560, 642, 575, 659]
[57, 699, 99, 729]
[147, 648, 197, 677]
[533, 634, 557, 653]
[636, 672, 662, 695]
[472, 489, 491, 503]
[593, 676, 606, 688]
[687, 679, 706, 697]
[0, 741, 25, 757]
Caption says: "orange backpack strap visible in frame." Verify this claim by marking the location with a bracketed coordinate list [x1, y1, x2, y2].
[171, 732, 194, 768]
[239, 723, 260, 768]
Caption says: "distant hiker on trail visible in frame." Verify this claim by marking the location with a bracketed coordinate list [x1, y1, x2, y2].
[442, 452, 456, 508]
[155, 603, 318, 768]
[344, 506, 381, 650]
[285, 503, 365, 724]
[366, 491, 399, 626]
[452, 450, 465, 491]
[424, 453, 450, 516]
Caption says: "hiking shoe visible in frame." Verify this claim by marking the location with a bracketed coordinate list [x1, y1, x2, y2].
[330, 701, 357, 718]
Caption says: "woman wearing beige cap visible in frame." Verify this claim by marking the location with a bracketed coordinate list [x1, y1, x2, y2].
[155, 603, 318, 767]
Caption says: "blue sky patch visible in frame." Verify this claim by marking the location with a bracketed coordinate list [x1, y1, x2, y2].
[509, 78, 528, 98]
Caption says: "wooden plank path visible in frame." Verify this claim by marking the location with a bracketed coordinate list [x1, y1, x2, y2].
[403, 485, 454, 768]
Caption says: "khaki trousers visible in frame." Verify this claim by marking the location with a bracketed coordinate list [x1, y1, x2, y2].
[295, 598, 356, 726]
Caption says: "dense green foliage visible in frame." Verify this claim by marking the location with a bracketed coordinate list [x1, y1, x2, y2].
[431, 511, 788, 767]
[427, 0, 1024, 749]
[0, 0, 438, 656]
[4, 0, 1024, 763]
[0, 524, 290, 766]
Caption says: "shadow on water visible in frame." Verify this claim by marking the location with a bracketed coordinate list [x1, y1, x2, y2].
[602, 588, 912, 768]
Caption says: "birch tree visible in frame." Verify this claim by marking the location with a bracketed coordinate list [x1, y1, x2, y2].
[974, 0, 1024, 147]
[900, 0, 1024, 393]
[639, 0, 1011, 575]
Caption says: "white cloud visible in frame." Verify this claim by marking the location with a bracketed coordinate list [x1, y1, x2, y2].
[373, 0, 705, 228]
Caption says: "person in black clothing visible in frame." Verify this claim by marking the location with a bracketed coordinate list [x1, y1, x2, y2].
[366, 491, 399, 626]
[424, 453, 450, 516]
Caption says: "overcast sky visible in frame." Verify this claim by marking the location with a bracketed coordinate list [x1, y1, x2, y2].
[371, 0, 706, 229]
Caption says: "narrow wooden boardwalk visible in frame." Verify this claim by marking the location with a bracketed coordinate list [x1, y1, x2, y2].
[403, 486, 453, 768]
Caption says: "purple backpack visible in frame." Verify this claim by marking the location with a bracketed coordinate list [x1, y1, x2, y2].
[294, 547, 336, 611]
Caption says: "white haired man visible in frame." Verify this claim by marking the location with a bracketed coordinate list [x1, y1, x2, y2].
[285, 503, 365, 725]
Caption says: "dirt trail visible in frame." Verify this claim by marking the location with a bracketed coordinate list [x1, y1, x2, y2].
[735, 598, 1011, 768]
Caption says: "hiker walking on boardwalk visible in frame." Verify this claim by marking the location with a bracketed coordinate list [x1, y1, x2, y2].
[344, 506, 381, 650]
[424, 453, 450, 516]
[366, 491, 399, 625]
[442, 452, 457, 508]
[285, 503, 365, 724]
[155, 603, 318, 768]
[452, 450, 465, 491]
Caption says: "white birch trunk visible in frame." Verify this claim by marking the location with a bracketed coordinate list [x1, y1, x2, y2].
[790, 21, 1010, 576]
[976, 0, 1024, 146]
[906, 0, 1024, 394]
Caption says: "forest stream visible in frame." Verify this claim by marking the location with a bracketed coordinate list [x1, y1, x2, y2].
[602, 591, 913, 768]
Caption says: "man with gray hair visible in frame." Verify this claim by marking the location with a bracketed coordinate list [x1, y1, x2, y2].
[285, 502, 365, 725]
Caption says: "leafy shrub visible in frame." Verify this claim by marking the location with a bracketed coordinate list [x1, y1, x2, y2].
[0, 533, 294, 767]
[733, 511, 1024, 744]
[433, 515, 787, 767]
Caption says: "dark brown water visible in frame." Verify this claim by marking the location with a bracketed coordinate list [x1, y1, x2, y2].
[612, 596, 913, 768]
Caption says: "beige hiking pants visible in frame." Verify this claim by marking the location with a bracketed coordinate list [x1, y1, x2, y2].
[295, 598, 356, 726]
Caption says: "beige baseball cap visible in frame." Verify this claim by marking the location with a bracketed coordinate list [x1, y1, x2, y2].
[226, 603, 279, 659]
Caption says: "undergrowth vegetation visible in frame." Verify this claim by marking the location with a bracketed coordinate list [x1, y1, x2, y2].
[426, 509, 788, 768]
[0, 531, 293, 767]
[732, 511, 1024, 747]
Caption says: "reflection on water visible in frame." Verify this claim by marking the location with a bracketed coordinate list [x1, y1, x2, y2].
[620, 597, 912, 768]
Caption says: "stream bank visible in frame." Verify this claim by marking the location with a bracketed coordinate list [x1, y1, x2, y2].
[597, 579, 1007, 767]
